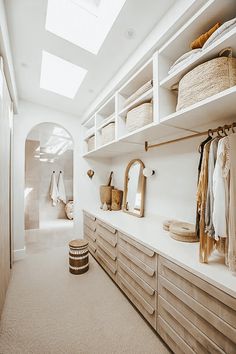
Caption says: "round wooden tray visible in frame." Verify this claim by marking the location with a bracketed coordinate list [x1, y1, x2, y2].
[169, 222, 198, 242]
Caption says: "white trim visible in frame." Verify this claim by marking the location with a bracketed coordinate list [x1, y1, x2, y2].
[14, 247, 26, 261]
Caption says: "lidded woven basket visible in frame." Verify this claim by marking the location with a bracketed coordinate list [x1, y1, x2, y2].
[176, 48, 236, 111]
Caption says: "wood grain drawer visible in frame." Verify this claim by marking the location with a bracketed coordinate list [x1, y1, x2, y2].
[159, 257, 236, 329]
[118, 260, 156, 307]
[118, 246, 157, 289]
[96, 243, 116, 269]
[96, 237, 117, 261]
[118, 232, 156, 268]
[83, 211, 96, 221]
[84, 215, 96, 232]
[96, 224, 117, 247]
[158, 295, 225, 354]
[97, 219, 116, 234]
[159, 276, 236, 353]
[84, 225, 96, 242]
[117, 273, 156, 329]
[96, 249, 117, 282]
[158, 316, 194, 354]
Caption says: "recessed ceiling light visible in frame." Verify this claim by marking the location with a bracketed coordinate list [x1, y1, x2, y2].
[40, 51, 87, 98]
[125, 28, 136, 40]
[45, 0, 127, 55]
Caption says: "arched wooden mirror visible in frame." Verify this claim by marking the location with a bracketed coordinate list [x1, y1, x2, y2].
[122, 159, 146, 218]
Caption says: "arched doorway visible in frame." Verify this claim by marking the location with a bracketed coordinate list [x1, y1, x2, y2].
[24, 122, 74, 252]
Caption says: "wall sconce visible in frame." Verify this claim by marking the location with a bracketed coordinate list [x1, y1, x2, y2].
[87, 169, 94, 179]
[143, 167, 155, 178]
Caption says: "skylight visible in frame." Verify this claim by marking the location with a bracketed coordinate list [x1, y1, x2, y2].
[40, 51, 87, 98]
[45, 0, 127, 55]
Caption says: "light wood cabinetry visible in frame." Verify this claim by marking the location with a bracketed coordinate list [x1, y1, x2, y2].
[83, 211, 236, 352]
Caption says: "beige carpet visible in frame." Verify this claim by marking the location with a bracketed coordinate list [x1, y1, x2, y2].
[0, 227, 170, 354]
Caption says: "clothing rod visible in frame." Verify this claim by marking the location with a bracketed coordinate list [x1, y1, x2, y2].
[145, 122, 236, 151]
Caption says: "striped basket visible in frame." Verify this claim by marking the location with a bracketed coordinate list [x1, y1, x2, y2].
[126, 102, 153, 132]
[176, 48, 236, 111]
[101, 122, 115, 145]
[69, 239, 89, 275]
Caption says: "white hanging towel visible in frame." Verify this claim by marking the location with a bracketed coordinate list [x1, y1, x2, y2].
[50, 171, 59, 206]
[58, 171, 67, 204]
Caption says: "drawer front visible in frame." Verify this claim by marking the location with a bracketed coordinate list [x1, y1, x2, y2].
[117, 273, 156, 329]
[96, 224, 117, 247]
[118, 260, 156, 307]
[159, 257, 236, 329]
[96, 237, 117, 261]
[158, 296, 225, 354]
[84, 225, 96, 242]
[118, 246, 157, 289]
[84, 233, 97, 258]
[158, 316, 194, 354]
[118, 232, 157, 268]
[97, 219, 116, 234]
[83, 211, 96, 221]
[96, 244, 116, 270]
[84, 215, 96, 232]
[96, 249, 117, 282]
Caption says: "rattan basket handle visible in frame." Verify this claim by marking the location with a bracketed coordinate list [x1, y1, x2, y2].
[219, 47, 233, 58]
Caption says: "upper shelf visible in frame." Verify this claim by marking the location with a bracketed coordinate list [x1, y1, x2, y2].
[118, 88, 153, 118]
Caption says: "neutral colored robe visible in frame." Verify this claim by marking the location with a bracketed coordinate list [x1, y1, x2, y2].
[50, 172, 58, 206]
[58, 172, 66, 204]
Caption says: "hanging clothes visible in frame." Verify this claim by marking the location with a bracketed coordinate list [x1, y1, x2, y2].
[58, 171, 67, 204]
[50, 171, 59, 206]
[197, 140, 215, 263]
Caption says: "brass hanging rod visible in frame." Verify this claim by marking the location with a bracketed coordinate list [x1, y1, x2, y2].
[145, 123, 236, 152]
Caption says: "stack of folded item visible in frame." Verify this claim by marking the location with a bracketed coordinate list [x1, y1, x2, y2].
[124, 80, 153, 107]
[163, 220, 198, 242]
[168, 17, 236, 76]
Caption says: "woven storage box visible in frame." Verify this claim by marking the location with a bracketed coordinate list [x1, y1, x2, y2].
[176, 52, 236, 111]
[124, 80, 153, 107]
[87, 135, 95, 152]
[126, 102, 153, 132]
[101, 122, 115, 145]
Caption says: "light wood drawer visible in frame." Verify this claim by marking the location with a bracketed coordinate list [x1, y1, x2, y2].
[96, 244, 116, 269]
[158, 295, 225, 354]
[83, 211, 96, 221]
[84, 225, 96, 242]
[96, 249, 117, 282]
[118, 260, 156, 307]
[84, 215, 96, 232]
[118, 232, 156, 268]
[117, 273, 156, 329]
[96, 237, 117, 261]
[159, 276, 236, 353]
[118, 246, 157, 289]
[97, 219, 116, 234]
[159, 257, 236, 329]
[96, 224, 117, 247]
[158, 316, 194, 354]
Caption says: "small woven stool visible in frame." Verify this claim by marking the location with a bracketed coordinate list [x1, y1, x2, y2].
[69, 239, 89, 275]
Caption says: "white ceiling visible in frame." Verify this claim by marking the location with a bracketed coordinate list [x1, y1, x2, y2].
[5, 0, 175, 118]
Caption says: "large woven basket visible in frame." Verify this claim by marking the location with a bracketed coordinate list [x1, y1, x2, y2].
[176, 49, 236, 111]
[126, 102, 153, 132]
[87, 135, 95, 152]
[101, 122, 115, 145]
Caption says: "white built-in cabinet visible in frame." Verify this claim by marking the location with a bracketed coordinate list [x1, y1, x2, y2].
[82, 0, 236, 158]
[83, 211, 236, 353]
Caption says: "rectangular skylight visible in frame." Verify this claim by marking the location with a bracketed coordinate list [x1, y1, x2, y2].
[45, 0, 127, 55]
[40, 51, 87, 98]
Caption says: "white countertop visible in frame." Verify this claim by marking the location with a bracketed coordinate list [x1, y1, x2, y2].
[83, 207, 236, 298]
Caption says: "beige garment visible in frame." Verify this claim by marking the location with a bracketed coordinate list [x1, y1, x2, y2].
[228, 133, 236, 272]
[197, 141, 214, 263]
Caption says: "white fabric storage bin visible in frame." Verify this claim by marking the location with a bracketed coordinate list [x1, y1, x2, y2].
[87, 135, 95, 152]
[101, 122, 115, 145]
[126, 102, 153, 132]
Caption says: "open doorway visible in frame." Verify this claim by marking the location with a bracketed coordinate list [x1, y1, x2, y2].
[24, 123, 74, 253]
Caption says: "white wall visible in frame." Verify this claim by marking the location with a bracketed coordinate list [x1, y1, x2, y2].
[12, 100, 111, 259]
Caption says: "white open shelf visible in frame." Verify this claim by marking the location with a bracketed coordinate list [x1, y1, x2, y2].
[82, 0, 236, 158]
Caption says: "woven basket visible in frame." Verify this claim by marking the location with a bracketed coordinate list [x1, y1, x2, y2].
[176, 48, 236, 111]
[101, 122, 115, 145]
[87, 135, 95, 152]
[126, 102, 153, 132]
[124, 80, 153, 107]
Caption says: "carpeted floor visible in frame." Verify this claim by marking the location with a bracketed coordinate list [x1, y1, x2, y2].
[0, 227, 170, 354]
